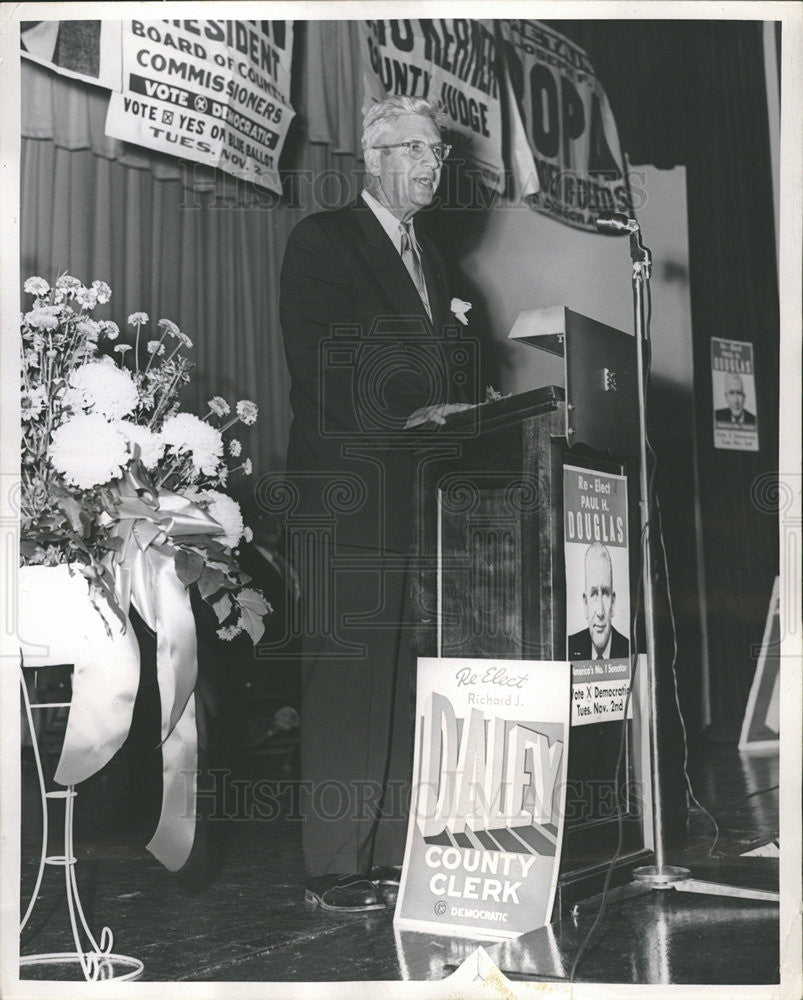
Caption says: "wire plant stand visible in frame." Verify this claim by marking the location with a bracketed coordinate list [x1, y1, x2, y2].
[20, 666, 144, 982]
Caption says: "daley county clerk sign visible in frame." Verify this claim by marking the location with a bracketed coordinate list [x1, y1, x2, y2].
[395, 658, 570, 939]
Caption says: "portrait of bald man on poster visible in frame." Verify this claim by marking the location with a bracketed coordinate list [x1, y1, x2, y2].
[567, 541, 630, 662]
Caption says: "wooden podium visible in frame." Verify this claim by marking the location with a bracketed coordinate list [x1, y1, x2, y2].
[410, 385, 654, 914]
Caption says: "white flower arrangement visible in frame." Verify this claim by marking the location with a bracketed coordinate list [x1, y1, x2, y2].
[20, 273, 270, 643]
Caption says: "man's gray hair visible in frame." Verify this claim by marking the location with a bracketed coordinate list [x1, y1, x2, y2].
[361, 96, 446, 151]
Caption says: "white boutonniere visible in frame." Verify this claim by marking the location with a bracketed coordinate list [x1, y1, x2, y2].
[450, 297, 472, 326]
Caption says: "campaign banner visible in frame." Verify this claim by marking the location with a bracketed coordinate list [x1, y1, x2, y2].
[497, 20, 632, 231]
[564, 466, 632, 727]
[395, 657, 570, 939]
[359, 19, 505, 192]
[711, 338, 759, 452]
[21, 19, 123, 90]
[105, 20, 294, 193]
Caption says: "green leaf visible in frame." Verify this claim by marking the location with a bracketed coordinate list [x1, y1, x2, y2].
[198, 565, 229, 600]
[211, 592, 233, 623]
[174, 549, 204, 586]
[54, 493, 84, 532]
[239, 588, 270, 616]
[238, 603, 265, 645]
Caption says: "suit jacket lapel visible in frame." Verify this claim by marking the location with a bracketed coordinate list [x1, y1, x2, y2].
[349, 200, 436, 331]
[419, 234, 449, 332]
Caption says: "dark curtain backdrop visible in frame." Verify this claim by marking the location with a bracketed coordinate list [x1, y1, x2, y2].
[20, 20, 779, 734]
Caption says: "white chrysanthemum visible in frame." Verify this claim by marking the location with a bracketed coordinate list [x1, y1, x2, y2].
[68, 357, 139, 420]
[199, 489, 245, 548]
[100, 320, 120, 340]
[128, 312, 149, 327]
[115, 420, 165, 470]
[24, 306, 61, 331]
[24, 276, 50, 297]
[146, 340, 165, 356]
[229, 438, 242, 457]
[50, 413, 129, 489]
[160, 412, 224, 477]
[236, 399, 258, 425]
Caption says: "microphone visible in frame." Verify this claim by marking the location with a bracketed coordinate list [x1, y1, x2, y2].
[595, 213, 639, 235]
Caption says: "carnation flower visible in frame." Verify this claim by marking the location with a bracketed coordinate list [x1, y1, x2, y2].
[114, 344, 132, 356]
[229, 438, 242, 457]
[217, 625, 242, 641]
[450, 297, 472, 326]
[114, 420, 165, 470]
[236, 400, 258, 425]
[76, 319, 101, 341]
[100, 320, 120, 340]
[199, 489, 245, 548]
[75, 285, 98, 310]
[68, 357, 139, 420]
[55, 274, 82, 297]
[24, 306, 61, 331]
[243, 526, 254, 543]
[158, 318, 180, 337]
[128, 312, 149, 327]
[178, 332, 193, 348]
[208, 396, 230, 417]
[146, 340, 165, 356]
[24, 276, 50, 297]
[160, 412, 224, 477]
[241, 458, 253, 476]
[50, 413, 129, 489]
[92, 280, 112, 304]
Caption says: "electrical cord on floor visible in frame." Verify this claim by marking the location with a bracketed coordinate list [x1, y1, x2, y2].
[654, 491, 723, 858]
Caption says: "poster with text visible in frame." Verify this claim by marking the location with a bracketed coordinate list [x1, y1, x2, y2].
[564, 465, 632, 727]
[105, 20, 294, 193]
[711, 338, 759, 452]
[359, 19, 505, 192]
[497, 20, 632, 231]
[395, 657, 570, 939]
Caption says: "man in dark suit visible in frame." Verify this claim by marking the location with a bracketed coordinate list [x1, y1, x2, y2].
[280, 97, 473, 911]
[567, 541, 630, 660]
[715, 373, 756, 425]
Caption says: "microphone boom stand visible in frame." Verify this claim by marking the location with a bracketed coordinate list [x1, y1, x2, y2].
[584, 224, 779, 908]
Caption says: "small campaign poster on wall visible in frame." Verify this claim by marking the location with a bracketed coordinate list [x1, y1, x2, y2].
[711, 338, 759, 452]
[394, 658, 570, 939]
[564, 465, 632, 727]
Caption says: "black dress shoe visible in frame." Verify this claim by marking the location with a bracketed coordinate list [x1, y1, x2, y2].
[305, 873, 385, 912]
[369, 864, 402, 886]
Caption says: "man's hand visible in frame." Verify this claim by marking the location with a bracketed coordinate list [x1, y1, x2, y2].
[404, 402, 475, 429]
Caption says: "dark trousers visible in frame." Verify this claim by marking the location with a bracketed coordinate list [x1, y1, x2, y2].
[298, 544, 414, 877]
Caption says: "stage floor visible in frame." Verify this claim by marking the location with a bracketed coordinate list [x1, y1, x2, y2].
[18, 738, 780, 985]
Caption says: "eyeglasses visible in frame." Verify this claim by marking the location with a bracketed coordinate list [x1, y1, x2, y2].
[371, 140, 452, 162]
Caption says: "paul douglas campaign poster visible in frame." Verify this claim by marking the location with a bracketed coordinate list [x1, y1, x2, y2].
[564, 465, 632, 727]
[394, 658, 570, 939]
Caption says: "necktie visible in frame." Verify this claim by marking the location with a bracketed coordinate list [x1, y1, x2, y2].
[399, 222, 431, 320]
